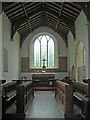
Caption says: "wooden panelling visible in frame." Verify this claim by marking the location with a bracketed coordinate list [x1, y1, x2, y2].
[21, 57, 67, 73]
[4, 48, 8, 72]
[21, 57, 29, 72]
[59, 57, 67, 72]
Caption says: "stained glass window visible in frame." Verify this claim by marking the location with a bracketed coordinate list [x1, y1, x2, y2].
[34, 35, 54, 68]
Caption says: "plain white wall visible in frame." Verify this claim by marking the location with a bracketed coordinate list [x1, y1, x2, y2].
[21, 27, 69, 80]
[68, 10, 88, 81]
[0, 14, 2, 79]
[0, 13, 2, 120]
[2, 12, 20, 82]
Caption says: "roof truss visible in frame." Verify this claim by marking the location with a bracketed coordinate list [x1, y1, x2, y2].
[2, 2, 88, 47]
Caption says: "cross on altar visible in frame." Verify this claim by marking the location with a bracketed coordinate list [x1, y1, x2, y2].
[42, 58, 46, 68]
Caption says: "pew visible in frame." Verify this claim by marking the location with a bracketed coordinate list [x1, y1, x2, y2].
[59, 78, 88, 107]
[2, 81, 17, 118]
[16, 81, 34, 119]
[2, 80, 34, 120]
[71, 81, 88, 106]
[55, 80, 73, 118]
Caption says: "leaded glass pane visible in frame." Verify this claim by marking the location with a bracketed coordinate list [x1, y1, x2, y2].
[34, 39, 40, 67]
[41, 35, 47, 67]
[48, 38, 54, 67]
[34, 34, 54, 68]
[46, 35, 50, 41]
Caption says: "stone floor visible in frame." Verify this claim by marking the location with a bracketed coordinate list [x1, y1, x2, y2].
[25, 91, 64, 119]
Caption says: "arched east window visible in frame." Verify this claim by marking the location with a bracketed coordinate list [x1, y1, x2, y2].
[34, 35, 54, 68]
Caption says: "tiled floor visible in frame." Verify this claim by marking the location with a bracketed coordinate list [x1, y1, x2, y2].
[25, 91, 64, 119]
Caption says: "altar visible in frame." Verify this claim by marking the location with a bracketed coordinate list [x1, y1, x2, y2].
[32, 73, 55, 79]
[32, 73, 56, 90]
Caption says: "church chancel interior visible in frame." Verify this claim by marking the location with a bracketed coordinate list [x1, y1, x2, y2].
[0, 1, 90, 120]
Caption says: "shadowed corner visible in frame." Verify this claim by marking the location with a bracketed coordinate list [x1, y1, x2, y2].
[0, 1, 2, 15]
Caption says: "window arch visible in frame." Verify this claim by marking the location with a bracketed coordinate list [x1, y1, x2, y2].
[29, 34, 59, 69]
[34, 35, 54, 68]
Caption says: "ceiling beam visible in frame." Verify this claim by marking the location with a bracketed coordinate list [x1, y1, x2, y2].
[20, 29, 30, 47]
[46, 8, 75, 38]
[11, 9, 41, 39]
[11, 17, 27, 40]
[60, 15, 75, 38]
[55, 3, 64, 31]
[42, 2, 45, 26]
[45, 13, 57, 22]
[64, 3, 80, 13]
[12, 8, 41, 24]
[20, 23, 42, 47]
[2, 2, 15, 12]
[45, 23, 68, 47]
[5, 4, 22, 15]
[30, 14, 42, 22]
[78, 2, 90, 21]
[0, 1, 2, 15]
[22, 2, 32, 32]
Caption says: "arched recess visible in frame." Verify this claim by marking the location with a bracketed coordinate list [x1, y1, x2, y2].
[75, 41, 86, 81]
[71, 65, 75, 80]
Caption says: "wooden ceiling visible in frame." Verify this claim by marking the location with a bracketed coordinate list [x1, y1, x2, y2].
[2, 2, 89, 46]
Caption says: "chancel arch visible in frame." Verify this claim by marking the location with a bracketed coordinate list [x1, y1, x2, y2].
[75, 41, 86, 81]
